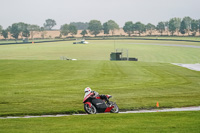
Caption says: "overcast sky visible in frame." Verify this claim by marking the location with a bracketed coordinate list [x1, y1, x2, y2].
[1, 0, 200, 29]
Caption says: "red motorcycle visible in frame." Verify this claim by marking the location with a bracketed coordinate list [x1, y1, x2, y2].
[83, 92, 119, 114]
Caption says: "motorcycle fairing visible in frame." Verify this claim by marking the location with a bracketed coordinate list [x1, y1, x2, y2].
[83, 93, 94, 103]
[104, 106, 114, 112]
[91, 99, 107, 113]
[84, 102, 92, 108]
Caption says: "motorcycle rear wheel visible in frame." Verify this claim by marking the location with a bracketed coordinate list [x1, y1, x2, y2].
[84, 104, 97, 114]
[110, 102, 119, 113]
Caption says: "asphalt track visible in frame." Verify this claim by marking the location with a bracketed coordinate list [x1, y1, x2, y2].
[172, 63, 200, 71]
[1, 106, 200, 119]
[128, 43, 200, 48]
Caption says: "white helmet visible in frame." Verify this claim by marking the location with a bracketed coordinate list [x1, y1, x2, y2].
[84, 87, 92, 93]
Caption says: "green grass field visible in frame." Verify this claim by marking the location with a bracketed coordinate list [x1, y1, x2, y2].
[0, 111, 200, 133]
[0, 60, 200, 116]
[0, 39, 200, 132]
[0, 40, 200, 62]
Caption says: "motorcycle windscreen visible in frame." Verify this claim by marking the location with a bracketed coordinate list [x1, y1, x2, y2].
[91, 99, 107, 113]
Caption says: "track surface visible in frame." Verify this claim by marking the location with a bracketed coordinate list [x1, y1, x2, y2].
[1, 106, 200, 119]
[172, 63, 200, 71]
[129, 43, 200, 48]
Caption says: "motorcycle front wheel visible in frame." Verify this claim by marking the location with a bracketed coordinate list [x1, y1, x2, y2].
[84, 104, 97, 114]
[110, 102, 119, 113]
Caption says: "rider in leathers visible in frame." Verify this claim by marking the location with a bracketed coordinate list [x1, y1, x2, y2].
[84, 87, 110, 105]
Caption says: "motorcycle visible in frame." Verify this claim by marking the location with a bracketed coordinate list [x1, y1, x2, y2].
[83, 92, 119, 114]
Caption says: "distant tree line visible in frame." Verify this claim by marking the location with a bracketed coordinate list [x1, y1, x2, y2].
[1, 16, 200, 40]
[123, 17, 200, 37]
[0, 19, 57, 40]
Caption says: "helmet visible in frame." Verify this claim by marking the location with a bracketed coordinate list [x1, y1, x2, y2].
[84, 87, 91, 93]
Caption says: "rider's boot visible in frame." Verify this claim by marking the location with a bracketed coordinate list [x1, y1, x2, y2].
[107, 100, 111, 107]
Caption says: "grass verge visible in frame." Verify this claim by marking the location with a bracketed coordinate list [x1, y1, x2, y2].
[0, 111, 199, 133]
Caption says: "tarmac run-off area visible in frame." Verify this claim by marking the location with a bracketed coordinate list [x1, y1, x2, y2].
[172, 63, 200, 71]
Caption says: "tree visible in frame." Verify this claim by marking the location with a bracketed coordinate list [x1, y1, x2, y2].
[22, 29, 30, 38]
[107, 20, 119, 36]
[164, 21, 169, 35]
[15, 22, 30, 38]
[69, 24, 77, 37]
[10, 23, 21, 40]
[123, 21, 134, 36]
[1, 29, 8, 40]
[17, 22, 28, 30]
[80, 30, 88, 37]
[28, 24, 40, 39]
[169, 19, 176, 36]
[70, 22, 89, 30]
[60, 24, 69, 37]
[88, 20, 102, 37]
[12, 22, 31, 39]
[197, 19, 200, 36]
[191, 19, 198, 36]
[43, 19, 56, 30]
[134, 22, 145, 36]
[179, 20, 187, 35]
[156, 22, 165, 35]
[103, 22, 109, 35]
[173, 18, 181, 35]
[146, 23, 155, 36]
[0, 25, 2, 34]
[183, 16, 192, 35]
